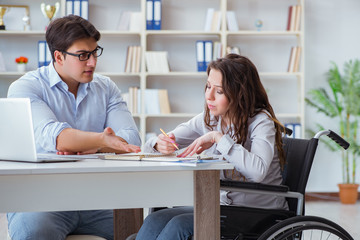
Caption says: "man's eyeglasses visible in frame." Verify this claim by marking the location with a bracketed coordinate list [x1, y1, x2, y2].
[62, 46, 103, 61]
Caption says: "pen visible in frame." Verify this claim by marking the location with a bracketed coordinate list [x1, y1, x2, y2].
[159, 128, 179, 150]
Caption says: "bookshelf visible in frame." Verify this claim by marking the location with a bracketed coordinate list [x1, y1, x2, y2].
[0, 0, 305, 145]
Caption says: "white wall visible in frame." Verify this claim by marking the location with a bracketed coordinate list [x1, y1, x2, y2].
[305, 0, 360, 191]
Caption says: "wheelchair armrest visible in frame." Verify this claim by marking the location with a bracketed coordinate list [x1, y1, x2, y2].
[220, 180, 304, 215]
[220, 180, 289, 192]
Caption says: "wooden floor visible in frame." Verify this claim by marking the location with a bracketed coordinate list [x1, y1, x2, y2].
[1, 201, 359, 239]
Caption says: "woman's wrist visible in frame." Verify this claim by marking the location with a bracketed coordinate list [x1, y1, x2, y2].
[212, 131, 223, 143]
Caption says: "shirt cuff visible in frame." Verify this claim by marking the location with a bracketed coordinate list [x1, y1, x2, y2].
[216, 134, 235, 155]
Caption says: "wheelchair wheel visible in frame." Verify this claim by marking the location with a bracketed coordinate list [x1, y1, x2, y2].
[258, 215, 353, 240]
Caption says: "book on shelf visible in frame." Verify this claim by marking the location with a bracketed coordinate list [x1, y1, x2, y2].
[145, 51, 170, 73]
[124, 46, 141, 73]
[123, 88, 171, 114]
[117, 11, 132, 31]
[146, 0, 154, 30]
[196, 41, 206, 72]
[146, 0, 162, 30]
[286, 5, 301, 31]
[204, 41, 213, 69]
[153, 0, 162, 30]
[65, 0, 88, 20]
[143, 89, 171, 114]
[196, 40, 214, 71]
[213, 41, 222, 60]
[38, 41, 51, 68]
[204, 8, 221, 31]
[287, 46, 301, 72]
[116, 11, 142, 31]
[122, 86, 139, 114]
[0, 52, 6, 72]
[226, 11, 239, 31]
[129, 12, 142, 32]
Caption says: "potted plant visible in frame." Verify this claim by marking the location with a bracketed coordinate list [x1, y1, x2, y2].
[305, 59, 360, 204]
[15, 56, 28, 72]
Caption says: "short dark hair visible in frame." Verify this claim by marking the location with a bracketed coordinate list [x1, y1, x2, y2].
[46, 15, 101, 62]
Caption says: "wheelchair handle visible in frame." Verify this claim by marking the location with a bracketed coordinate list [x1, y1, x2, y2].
[314, 130, 350, 150]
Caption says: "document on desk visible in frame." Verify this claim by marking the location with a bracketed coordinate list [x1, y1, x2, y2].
[100, 152, 221, 166]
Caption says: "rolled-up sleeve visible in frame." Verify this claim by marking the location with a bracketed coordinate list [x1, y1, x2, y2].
[8, 76, 72, 152]
[105, 80, 141, 146]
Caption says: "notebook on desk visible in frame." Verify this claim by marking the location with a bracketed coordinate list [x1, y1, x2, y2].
[0, 98, 81, 162]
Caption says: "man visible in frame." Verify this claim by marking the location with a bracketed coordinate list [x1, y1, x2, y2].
[7, 15, 141, 240]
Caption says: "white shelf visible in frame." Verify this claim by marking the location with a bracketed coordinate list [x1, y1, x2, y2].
[146, 30, 221, 36]
[226, 31, 302, 36]
[1, 0, 305, 143]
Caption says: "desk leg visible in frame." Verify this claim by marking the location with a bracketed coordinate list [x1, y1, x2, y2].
[113, 208, 143, 240]
[194, 170, 220, 240]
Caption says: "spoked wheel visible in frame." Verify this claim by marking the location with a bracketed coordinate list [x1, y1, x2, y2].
[258, 216, 354, 240]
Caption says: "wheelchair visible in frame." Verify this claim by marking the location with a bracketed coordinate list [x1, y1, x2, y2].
[126, 129, 353, 240]
[219, 129, 353, 240]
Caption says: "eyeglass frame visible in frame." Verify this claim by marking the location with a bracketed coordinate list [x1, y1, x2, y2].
[61, 46, 103, 61]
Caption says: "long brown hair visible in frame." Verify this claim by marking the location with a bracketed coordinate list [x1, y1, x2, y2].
[204, 54, 285, 168]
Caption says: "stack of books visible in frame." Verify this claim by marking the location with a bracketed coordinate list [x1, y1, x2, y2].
[122, 88, 171, 115]
[288, 46, 301, 72]
[145, 51, 170, 73]
[286, 5, 301, 31]
[117, 11, 142, 32]
[124, 46, 141, 73]
[204, 8, 221, 31]
[226, 11, 239, 31]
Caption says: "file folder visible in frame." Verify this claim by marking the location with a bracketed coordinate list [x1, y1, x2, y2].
[196, 41, 206, 72]
[38, 41, 46, 67]
[81, 0, 89, 20]
[153, 0, 161, 30]
[146, 0, 154, 30]
[204, 40, 213, 69]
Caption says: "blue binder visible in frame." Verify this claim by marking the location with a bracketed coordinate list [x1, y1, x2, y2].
[146, 0, 154, 30]
[196, 41, 206, 72]
[66, 0, 74, 15]
[204, 40, 213, 69]
[81, 0, 89, 20]
[38, 41, 46, 68]
[153, 0, 161, 30]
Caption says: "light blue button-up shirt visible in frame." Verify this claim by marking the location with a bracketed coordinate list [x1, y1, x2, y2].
[7, 63, 141, 153]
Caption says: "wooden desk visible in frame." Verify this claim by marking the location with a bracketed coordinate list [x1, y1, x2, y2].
[0, 159, 233, 240]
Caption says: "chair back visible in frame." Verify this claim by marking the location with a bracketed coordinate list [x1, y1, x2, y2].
[281, 137, 319, 213]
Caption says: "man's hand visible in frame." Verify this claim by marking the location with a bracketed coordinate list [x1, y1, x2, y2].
[56, 127, 141, 155]
[101, 127, 141, 153]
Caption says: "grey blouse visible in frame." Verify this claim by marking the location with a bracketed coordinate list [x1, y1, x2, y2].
[144, 111, 288, 210]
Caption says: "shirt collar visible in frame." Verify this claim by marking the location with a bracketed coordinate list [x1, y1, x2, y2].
[48, 62, 64, 88]
[48, 62, 90, 91]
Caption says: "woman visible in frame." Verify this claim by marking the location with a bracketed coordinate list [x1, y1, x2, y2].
[136, 54, 288, 240]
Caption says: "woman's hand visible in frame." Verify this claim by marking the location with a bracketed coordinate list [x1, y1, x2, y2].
[155, 132, 178, 154]
[179, 131, 223, 157]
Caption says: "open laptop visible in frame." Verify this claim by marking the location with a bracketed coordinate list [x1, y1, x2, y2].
[0, 98, 83, 162]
